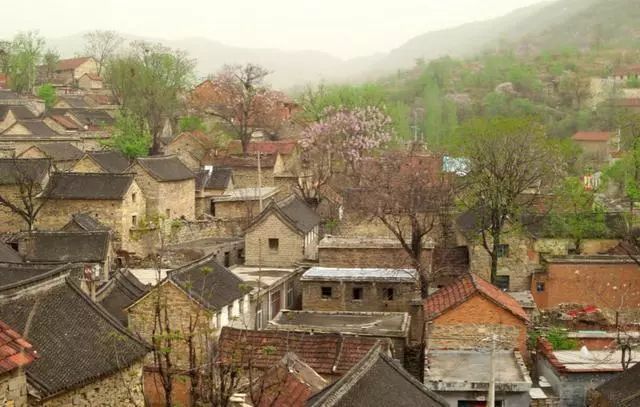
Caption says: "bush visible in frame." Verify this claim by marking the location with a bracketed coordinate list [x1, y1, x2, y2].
[37, 83, 57, 109]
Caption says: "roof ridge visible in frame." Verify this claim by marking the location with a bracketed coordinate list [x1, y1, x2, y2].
[0, 263, 73, 293]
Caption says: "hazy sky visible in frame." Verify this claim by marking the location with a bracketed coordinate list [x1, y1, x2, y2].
[4, 0, 547, 58]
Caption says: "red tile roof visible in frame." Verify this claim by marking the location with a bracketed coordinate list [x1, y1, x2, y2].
[50, 114, 80, 130]
[572, 132, 612, 142]
[615, 98, 640, 108]
[0, 319, 37, 375]
[226, 139, 297, 156]
[613, 65, 640, 77]
[218, 327, 385, 376]
[424, 274, 529, 322]
[56, 57, 93, 71]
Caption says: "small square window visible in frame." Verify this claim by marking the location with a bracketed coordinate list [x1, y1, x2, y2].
[536, 282, 545, 292]
[352, 287, 363, 300]
[268, 238, 279, 251]
[165, 208, 171, 218]
[132, 192, 137, 202]
[495, 275, 510, 291]
[496, 244, 510, 258]
[383, 288, 394, 301]
[321, 286, 332, 299]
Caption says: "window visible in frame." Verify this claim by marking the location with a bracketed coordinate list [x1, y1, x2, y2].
[268, 238, 279, 251]
[321, 286, 332, 299]
[210, 201, 216, 216]
[495, 275, 510, 291]
[224, 251, 230, 267]
[352, 287, 363, 300]
[286, 283, 294, 308]
[132, 192, 137, 203]
[239, 298, 244, 314]
[215, 313, 221, 329]
[256, 305, 263, 329]
[238, 249, 245, 263]
[131, 215, 137, 226]
[383, 288, 394, 301]
[536, 282, 545, 292]
[227, 305, 233, 321]
[496, 244, 510, 258]
[270, 290, 282, 318]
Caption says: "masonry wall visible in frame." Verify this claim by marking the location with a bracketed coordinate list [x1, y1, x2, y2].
[70, 157, 105, 172]
[230, 168, 274, 189]
[213, 200, 265, 220]
[319, 246, 429, 269]
[245, 213, 304, 267]
[468, 234, 534, 291]
[0, 185, 29, 232]
[0, 370, 28, 407]
[36, 362, 144, 407]
[165, 137, 204, 171]
[133, 166, 195, 221]
[531, 261, 640, 310]
[302, 280, 417, 313]
[428, 294, 528, 355]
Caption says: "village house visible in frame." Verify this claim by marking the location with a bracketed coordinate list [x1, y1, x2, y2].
[245, 195, 321, 267]
[268, 310, 411, 360]
[129, 155, 196, 220]
[0, 158, 50, 233]
[127, 253, 248, 368]
[532, 255, 640, 311]
[37, 172, 146, 252]
[536, 337, 638, 407]
[165, 131, 217, 171]
[0, 274, 148, 406]
[204, 153, 277, 188]
[70, 149, 130, 173]
[424, 349, 532, 406]
[77, 73, 104, 90]
[49, 57, 99, 86]
[0, 263, 73, 288]
[425, 273, 530, 355]
[217, 326, 387, 383]
[17, 142, 83, 170]
[0, 320, 37, 407]
[300, 267, 418, 313]
[309, 345, 448, 407]
[571, 131, 619, 167]
[0, 104, 39, 133]
[210, 186, 279, 220]
[587, 360, 640, 406]
[195, 167, 233, 217]
[96, 269, 149, 326]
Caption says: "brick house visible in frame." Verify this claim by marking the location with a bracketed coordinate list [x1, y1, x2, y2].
[129, 155, 196, 220]
[37, 172, 145, 252]
[70, 150, 130, 173]
[0, 275, 148, 406]
[425, 273, 530, 355]
[165, 131, 216, 171]
[245, 195, 321, 267]
[0, 158, 50, 233]
[532, 255, 640, 311]
[18, 142, 84, 170]
[300, 267, 418, 313]
[195, 167, 233, 217]
[127, 253, 248, 368]
[0, 320, 37, 407]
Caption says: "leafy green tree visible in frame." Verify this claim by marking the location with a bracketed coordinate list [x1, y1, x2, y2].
[106, 41, 195, 154]
[102, 112, 151, 158]
[178, 116, 205, 133]
[7, 31, 44, 94]
[297, 83, 387, 121]
[422, 78, 443, 147]
[37, 83, 57, 109]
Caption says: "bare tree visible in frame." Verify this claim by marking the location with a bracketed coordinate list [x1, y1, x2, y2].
[41, 49, 59, 83]
[83, 30, 124, 76]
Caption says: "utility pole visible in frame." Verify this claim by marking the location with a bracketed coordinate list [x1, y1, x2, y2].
[257, 151, 263, 211]
[487, 334, 497, 407]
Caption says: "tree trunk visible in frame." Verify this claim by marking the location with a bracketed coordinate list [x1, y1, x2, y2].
[241, 135, 250, 158]
[151, 132, 163, 156]
[490, 231, 500, 285]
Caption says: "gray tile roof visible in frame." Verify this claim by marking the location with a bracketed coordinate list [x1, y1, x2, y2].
[135, 155, 195, 182]
[0, 263, 64, 287]
[0, 158, 50, 185]
[168, 253, 245, 310]
[87, 150, 130, 173]
[13, 120, 59, 137]
[592, 361, 640, 405]
[97, 269, 149, 326]
[33, 142, 84, 162]
[62, 213, 109, 232]
[301, 267, 417, 283]
[22, 231, 110, 263]
[42, 173, 134, 200]
[0, 105, 38, 120]
[0, 278, 148, 399]
[68, 109, 115, 127]
[308, 345, 448, 407]
[0, 242, 22, 263]
[277, 195, 321, 233]
[196, 167, 232, 191]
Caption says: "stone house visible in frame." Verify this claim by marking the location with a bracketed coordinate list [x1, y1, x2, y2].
[424, 273, 530, 356]
[300, 267, 418, 313]
[587, 360, 640, 406]
[309, 345, 448, 407]
[536, 338, 638, 407]
[17, 142, 84, 170]
[217, 327, 386, 383]
[195, 167, 233, 217]
[70, 150, 130, 173]
[77, 73, 104, 90]
[97, 269, 149, 326]
[0, 275, 148, 406]
[127, 253, 248, 368]
[165, 131, 216, 171]
[571, 131, 618, 167]
[0, 319, 37, 407]
[245, 195, 321, 267]
[210, 186, 279, 220]
[50, 57, 98, 86]
[203, 153, 277, 188]
[532, 255, 640, 311]
[0, 105, 39, 133]
[129, 155, 196, 220]
[37, 172, 146, 252]
[0, 158, 50, 233]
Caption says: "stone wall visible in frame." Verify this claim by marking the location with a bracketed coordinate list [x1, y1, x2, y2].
[132, 165, 195, 221]
[70, 156, 105, 173]
[319, 246, 428, 269]
[213, 200, 265, 220]
[37, 362, 144, 407]
[231, 168, 275, 189]
[468, 234, 534, 291]
[245, 213, 304, 267]
[302, 280, 417, 313]
[165, 137, 204, 171]
[428, 294, 528, 355]
[0, 185, 29, 232]
[0, 369, 28, 407]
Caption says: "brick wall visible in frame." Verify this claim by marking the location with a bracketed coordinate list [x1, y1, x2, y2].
[38, 362, 144, 407]
[532, 261, 640, 310]
[245, 213, 304, 267]
[0, 370, 28, 407]
[428, 293, 528, 355]
[301, 280, 417, 313]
